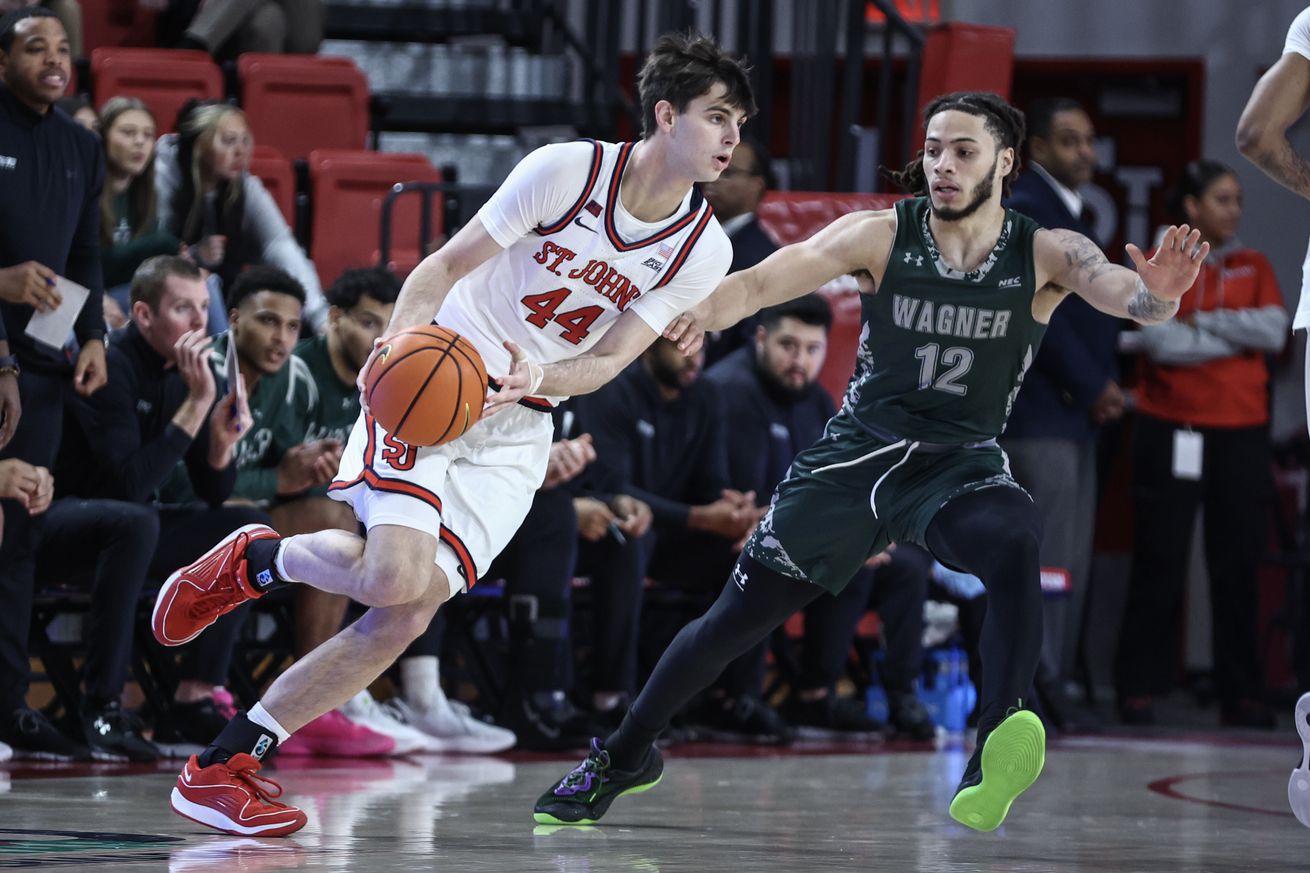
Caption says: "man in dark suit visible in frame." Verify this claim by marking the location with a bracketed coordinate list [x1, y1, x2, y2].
[1002, 98, 1123, 727]
[702, 136, 778, 365]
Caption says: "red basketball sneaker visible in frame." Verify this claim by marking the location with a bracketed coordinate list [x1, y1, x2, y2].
[153, 524, 279, 646]
[171, 753, 307, 836]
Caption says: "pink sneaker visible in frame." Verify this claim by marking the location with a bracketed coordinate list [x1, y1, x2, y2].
[277, 710, 395, 758]
[212, 688, 237, 721]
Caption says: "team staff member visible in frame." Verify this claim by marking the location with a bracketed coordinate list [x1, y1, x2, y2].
[0, 7, 107, 759]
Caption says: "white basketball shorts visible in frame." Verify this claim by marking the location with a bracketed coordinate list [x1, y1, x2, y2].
[328, 403, 553, 596]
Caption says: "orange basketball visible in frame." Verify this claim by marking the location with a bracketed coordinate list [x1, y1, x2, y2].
[363, 325, 488, 447]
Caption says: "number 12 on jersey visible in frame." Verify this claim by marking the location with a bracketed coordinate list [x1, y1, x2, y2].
[521, 288, 604, 345]
[914, 342, 974, 396]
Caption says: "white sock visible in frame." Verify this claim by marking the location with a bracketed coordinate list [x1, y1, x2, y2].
[248, 702, 292, 743]
[273, 539, 297, 584]
[401, 656, 439, 711]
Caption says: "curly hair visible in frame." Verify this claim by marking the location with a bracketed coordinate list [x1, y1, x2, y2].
[885, 91, 1027, 198]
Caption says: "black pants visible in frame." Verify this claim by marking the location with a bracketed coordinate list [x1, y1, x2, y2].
[1115, 415, 1269, 705]
[800, 542, 933, 694]
[36, 498, 160, 702]
[0, 368, 67, 712]
[152, 503, 268, 686]
[575, 520, 646, 697]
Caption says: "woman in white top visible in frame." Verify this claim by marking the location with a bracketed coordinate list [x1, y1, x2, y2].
[154, 100, 327, 331]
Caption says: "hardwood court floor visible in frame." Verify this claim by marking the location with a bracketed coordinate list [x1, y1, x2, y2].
[0, 733, 1304, 872]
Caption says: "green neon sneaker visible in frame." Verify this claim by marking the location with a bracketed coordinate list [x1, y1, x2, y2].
[533, 738, 664, 825]
[949, 709, 1045, 832]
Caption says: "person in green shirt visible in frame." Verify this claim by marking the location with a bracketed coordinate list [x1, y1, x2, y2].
[159, 265, 337, 507]
[98, 98, 183, 326]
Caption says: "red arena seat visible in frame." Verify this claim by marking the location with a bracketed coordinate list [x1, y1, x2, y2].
[308, 149, 442, 288]
[91, 47, 223, 131]
[238, 54, 370, 162]
[248, 145, 296, 229]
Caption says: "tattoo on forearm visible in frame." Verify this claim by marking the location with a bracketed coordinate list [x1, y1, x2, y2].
[1126, 276, 1178, 324]
[1056, 230, 1116, 285]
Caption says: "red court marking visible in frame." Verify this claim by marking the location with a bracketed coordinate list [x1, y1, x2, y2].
[1147, 769, 1292, 818]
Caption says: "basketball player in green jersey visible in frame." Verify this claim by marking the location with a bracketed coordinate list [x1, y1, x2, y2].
[529, 91, 1209, 832]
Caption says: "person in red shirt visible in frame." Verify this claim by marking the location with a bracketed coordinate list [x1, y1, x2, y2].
[1116, 160, 1287, 727]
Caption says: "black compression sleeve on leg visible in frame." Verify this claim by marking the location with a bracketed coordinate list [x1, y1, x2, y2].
[926, 486, 1044, 736]
[603, 554, 821, 769]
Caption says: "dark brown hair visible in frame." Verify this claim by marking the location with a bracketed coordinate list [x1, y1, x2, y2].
[99, 97, 159, 247]
[886, 91, 1026, 198]
[637, 32, 756, 139]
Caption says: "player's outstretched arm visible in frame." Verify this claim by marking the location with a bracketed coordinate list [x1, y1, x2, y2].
[1037, 225, 1209, 326]
[1237, 50, 1310, 200]
[665, 210, 893, 353]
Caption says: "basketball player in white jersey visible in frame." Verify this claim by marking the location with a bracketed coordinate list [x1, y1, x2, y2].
[1237, 4, 1310, 828]
[148, 31, 753, 836]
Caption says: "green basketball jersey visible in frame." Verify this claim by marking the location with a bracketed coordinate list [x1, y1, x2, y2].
[840, 197, 1047, 443]
[295, 335, 359, 446]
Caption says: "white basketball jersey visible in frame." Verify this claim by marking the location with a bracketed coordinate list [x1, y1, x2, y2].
[436, 140, 732, 401]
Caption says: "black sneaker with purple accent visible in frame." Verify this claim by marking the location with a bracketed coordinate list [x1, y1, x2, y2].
[533, 738, 663, 825]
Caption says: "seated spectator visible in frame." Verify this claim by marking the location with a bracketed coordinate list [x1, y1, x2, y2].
[574, 338, 769, 742]
[55, 94, 95, 131]
[705, 295, 930, 740]
[161, 0, 323, 57]
[35, 495, 161, 760]
[98, 97, 189, 326]
[54, 254, 263, 757]
[155, 100, 326, 331]
[1116, 160, 1286, 728]
[0, 457, 51, 546]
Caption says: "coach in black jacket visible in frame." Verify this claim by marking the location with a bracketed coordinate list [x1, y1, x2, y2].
[50, 255, 264, 756]
[0, 9, 109, 758]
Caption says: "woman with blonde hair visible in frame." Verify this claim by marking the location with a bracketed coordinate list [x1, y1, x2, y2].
[155, 100, 326, 331]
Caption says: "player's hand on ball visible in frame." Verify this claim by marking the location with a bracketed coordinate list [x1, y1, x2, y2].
[485, 341, 543, 417]
[356, 337, 386, 412]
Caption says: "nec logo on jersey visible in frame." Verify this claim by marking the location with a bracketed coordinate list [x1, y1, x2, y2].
[904, 253, 923, 267]
[573, 200, 603, 232]
[998, 276, 1022, 288]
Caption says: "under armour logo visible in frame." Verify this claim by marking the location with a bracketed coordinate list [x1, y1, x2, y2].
[904, 253, 923, 267]
[732, 564, 748, 591]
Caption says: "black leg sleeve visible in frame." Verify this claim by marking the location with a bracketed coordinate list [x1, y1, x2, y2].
[925, 486, 1043, 734]
[799, 567, 874, 691]
[604, 554, 822, 769]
